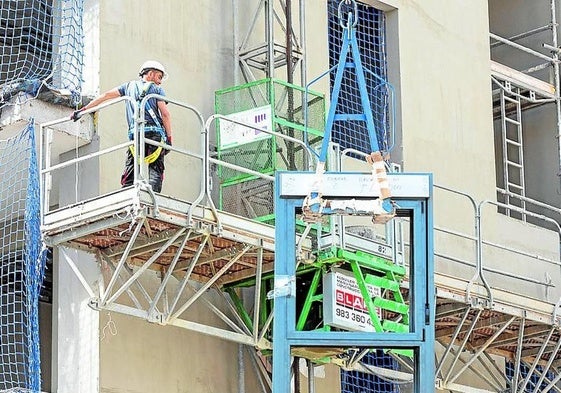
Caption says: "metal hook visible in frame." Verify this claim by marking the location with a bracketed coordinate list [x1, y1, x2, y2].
[338, 0, 358, 29]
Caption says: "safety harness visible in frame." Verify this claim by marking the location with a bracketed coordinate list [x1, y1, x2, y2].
[127, 81, 166, 163]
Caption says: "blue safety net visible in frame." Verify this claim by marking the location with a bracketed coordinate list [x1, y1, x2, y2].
[506, 361, 556, 392]
[327, 0, 390, 154]
[0, 121, 47, 392]
[0, 0, 85, 108]
[341, 350, 400, 393]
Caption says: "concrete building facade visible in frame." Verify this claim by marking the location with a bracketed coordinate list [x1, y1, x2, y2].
[2, 0, 561, 392]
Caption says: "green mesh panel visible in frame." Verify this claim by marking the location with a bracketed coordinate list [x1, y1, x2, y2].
[220, 178, 275, 223]
[215, 78, 325, 222]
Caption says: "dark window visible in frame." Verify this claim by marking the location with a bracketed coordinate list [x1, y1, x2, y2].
[327, 0, 389, 154]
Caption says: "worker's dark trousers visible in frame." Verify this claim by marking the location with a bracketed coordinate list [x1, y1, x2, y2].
[121, 132, 165, 192]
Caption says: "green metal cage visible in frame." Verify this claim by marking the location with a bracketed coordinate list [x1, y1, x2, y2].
[214, 78, 326, 224]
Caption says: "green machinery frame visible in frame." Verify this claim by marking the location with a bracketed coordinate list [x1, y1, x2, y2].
[224, 244, 409, 345]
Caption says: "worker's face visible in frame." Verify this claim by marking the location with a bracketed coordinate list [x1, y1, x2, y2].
[149, 70, 165, 85]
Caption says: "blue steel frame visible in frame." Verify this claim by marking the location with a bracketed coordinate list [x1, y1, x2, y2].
[319, 8, 381, 164]
[272, 171, 435, 392]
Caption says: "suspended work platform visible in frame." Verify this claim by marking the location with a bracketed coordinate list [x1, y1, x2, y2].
[42, 187, 278, 287]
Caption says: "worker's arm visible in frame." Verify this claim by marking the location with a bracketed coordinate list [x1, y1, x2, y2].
[71, 88, 121, 121]
[82, 88, 121, 111]
[158, 100, 172, 142]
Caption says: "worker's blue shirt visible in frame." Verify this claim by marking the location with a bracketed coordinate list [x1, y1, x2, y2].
[118, 80, 166, 138]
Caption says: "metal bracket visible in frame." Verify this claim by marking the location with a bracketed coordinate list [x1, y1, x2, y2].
[553, 297, 561, 326]
[148, 310, 165, 325]
[468, 296, 492, 310]
[136, 180, 160, 217]
[88, 298, 102, 311]
[267, 275, 296, 299]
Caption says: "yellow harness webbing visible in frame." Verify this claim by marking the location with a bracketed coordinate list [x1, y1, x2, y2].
[129, 145, 163, 164]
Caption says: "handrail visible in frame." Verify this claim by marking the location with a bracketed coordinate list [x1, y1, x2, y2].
[434, 184, 493, 306]
[40, 94, 213, 231]
[39, 95, 137, 227]
[205, 113, 317, 171]
[437, 225, 561, 269]
[43, 141, 133, 174]
[138, 93, 214, 229]
[480, 198, 561, 248]
[433, 249, 554, 287]
[143, 136, 276, 182]
[490, 32, 555, 63]
[433, 183, 561, 305]
[497, 187, 561, 226]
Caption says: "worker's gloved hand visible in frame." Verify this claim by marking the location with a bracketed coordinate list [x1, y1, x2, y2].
[70, 110, 83, 122]
[164, 135, 172, 155]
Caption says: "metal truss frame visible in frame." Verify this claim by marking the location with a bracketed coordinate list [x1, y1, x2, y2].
[235, 0, 305, 83]
[434, 302, 561, 393]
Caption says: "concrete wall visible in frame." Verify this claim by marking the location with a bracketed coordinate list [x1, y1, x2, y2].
[52, 248, 100, 393]
[97, 287, 261, 393]
[379, 0, 561, 302]
[396, 1, 495, 197]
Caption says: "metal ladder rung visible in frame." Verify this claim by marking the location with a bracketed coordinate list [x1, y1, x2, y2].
[506, 139, 522, 147]
[507, 183, 524, 191]
[507, 161, 523, 169]
[502, 95, 520, 104]
[505, 117, 521, 126]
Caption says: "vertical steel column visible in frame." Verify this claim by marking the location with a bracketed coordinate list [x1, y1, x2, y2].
[265, 0, 274, 78]
[299, 0, 306, 87]
[272, 176, 297, 392]
[233, 0, 240, 86]
[550, 0, 561, 188]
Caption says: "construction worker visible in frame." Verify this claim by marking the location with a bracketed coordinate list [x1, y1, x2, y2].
[71, 60, 173, 193]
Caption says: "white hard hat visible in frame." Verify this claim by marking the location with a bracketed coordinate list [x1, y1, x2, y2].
[138, 60, 168, 80]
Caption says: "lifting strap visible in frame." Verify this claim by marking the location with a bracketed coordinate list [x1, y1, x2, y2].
[302, 0, 394, 223]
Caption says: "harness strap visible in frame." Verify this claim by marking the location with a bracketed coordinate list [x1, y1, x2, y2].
[130, 81, 163, 129]
[128, 126, 166, 142]
[126, 81, 166, 163]
[128, 145, 163, 164]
